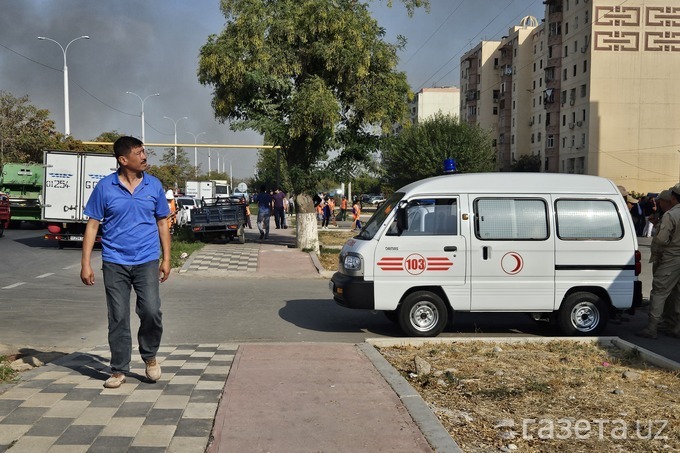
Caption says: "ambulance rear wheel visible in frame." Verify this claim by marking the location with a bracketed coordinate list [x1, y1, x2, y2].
[399, 291, 447, 337]
[558, 292, 608, 336]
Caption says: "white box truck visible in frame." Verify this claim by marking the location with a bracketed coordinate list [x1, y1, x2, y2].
[185, 181, 216, 200]
[42, 150, 117, 248]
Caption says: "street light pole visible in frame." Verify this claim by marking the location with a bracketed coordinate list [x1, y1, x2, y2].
[37, 35, 90, 136]
[163, 116, 188, 163]
[126, 92, 159, 143]
[185, 131, 206, 178]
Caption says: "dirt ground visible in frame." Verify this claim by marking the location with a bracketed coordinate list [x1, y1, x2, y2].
[378, 340, 679, 453]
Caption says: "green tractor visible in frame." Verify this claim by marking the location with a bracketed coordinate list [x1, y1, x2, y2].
[0, 163, 43, 227]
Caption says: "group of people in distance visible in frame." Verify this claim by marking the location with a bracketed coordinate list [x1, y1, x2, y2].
[314, 193, 362, 231]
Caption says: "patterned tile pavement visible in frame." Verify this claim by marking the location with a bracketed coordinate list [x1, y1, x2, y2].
[0, 344, 236, 452]
[182, 244, 260, 273]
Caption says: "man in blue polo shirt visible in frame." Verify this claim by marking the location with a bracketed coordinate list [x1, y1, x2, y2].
[81, 136, 172, 389]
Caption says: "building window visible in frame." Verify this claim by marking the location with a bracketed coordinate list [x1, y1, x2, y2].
[585, 11, 589, 24]
[582, 109, 586, 121]
[562, 137, 567, 148]
[581, 133, 586, 145]
[493, 107, 498, 115]
[547, 135, 555, 148]
[512, 135, 515, 145]
[533, 98, 536, 107]
[538, 114, 542, 124]
[584, 60, 588, 73]
[574, 40, 578, 52]
[531, 133, 535, 144]
[513, 100, 516, 110]
[573, 64, 577, 77]
[538, 132, 542, 142]
[546, 113, 551, 126]
[565, 22, 569, 35]
[563, 115, 566, 126]
[564, 68, 568, 80]
[564, 45, 568, 57]
[571, 135, 575, 147]
[533, 62, 537, 72]
[548, 45, 553, 58]
[492, 139, 497, 147]
[575, 16, 579, 29]
[539, 78, 543, 87]
[540, 59, 543, 69]
[572, 111, 576, 123]
[581, 84, 587, 97]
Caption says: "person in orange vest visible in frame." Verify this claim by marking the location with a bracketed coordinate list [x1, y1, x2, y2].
[351, 199, 361, 231]
[340, 196, 348, 221]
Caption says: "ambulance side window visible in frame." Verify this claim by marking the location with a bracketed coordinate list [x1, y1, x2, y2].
[555, 199, 623, 240]
[396, 198, 458, 236]
[475, 198, 548, 240]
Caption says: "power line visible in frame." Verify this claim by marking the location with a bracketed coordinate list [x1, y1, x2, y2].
[414, 0, 520, 91]
[401, 0, 465, 66]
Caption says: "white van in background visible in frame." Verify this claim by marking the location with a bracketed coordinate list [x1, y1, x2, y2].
[330, 173, 642, 337]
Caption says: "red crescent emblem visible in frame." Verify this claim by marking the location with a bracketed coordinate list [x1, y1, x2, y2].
[501, 252, 524, 275]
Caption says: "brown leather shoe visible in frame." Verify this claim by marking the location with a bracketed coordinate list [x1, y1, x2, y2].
[145, 358, 161, 382]
[104, 372, 126, 389]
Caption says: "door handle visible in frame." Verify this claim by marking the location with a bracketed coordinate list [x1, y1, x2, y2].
[482, 246, 489, 260]
[444, 246, 457, 252]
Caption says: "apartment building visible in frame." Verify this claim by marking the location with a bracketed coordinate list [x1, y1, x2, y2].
[461, 0, 680, 192]
[410, 87, 461, 123]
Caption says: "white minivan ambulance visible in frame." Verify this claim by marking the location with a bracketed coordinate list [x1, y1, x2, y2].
[330, 173, 642, 337]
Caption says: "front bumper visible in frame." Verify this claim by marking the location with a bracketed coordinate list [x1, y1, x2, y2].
[330, 272, 375, 310]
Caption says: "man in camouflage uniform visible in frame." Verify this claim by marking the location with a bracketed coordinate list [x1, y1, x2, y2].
[637, 185, 680, 339]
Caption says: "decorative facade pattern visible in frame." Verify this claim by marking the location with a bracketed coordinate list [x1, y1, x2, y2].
[594, 5, 680, 52]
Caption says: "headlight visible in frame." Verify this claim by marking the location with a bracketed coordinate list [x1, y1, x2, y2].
[343, 254, 362, 271]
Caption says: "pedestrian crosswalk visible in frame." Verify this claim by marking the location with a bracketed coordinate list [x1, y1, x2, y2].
[182, 244, 260, 273]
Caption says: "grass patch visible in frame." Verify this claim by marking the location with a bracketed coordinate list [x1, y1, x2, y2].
[170, 227, 205, 268]
[317, 229, 356, 271]
[0, 356, 17, 384]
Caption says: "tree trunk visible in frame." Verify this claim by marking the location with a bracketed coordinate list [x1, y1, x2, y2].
[295, 193, 319, 253]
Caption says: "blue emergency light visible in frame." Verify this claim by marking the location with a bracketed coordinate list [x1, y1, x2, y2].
[443, 158, 457, 174]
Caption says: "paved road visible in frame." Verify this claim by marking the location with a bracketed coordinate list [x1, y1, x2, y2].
[1, 226, 678, 364]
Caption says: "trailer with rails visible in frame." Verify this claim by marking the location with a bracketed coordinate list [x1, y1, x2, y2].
[191, 196, 247, 243]
[41, 150, 117, 248]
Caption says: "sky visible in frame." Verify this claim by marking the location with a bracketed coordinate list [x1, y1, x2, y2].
[0, 0, 545, 180]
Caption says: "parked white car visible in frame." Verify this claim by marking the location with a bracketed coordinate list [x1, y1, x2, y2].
[176, 196, 200, 226]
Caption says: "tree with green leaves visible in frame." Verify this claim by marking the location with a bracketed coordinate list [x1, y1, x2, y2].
[382, 113, 495, 190]
[511, 154, 541, 172]
[147, 148, 195, 191]
[0, 91, 62, 165]
[198, 0, 427, 250]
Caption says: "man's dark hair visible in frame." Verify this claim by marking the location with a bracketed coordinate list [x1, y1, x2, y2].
[672, 191, 680, 204]
[113, 136, 144, 161]
[260, 185, 266, 192]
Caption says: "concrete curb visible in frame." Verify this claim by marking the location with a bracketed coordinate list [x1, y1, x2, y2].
[358, 343, 463, 453]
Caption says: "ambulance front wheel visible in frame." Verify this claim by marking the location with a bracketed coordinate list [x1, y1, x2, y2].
[558, 292, 608, 335]
[399, 291, 448, 337]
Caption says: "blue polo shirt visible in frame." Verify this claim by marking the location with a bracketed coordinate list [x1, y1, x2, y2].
[84, 171, 170, 265]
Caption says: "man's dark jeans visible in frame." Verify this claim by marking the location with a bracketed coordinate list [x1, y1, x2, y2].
[102, 259, 163, 373]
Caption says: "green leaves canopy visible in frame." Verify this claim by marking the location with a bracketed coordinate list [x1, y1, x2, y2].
[381, 114, 496, 190]
[197, 0, 416, 194]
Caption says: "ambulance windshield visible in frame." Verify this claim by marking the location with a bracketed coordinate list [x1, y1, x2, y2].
[355, 192, 404, 240]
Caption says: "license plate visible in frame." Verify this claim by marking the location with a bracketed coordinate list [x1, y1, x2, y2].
[69, 235, 84, 241]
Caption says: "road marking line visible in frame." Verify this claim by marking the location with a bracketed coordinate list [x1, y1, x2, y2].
[2, 282, 26, 289]
[36, 273, 54, 279]
[62, 263, 80, 270]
